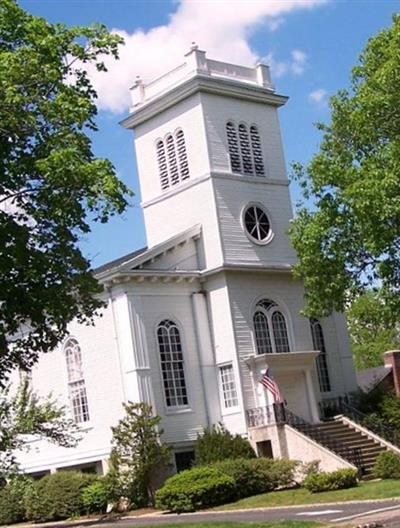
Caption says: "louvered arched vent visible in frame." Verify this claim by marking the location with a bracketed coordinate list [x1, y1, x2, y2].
[156, 129, 190, 190]
[226, 121, 265, 177]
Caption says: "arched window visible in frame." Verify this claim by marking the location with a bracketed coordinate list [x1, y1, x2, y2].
[166, 133, 179, 186]
[238, 123, 253, 174]
[310, 318, 331, 392]
[175, 129, 190, 182]
[156, 129, 190, 190]
[226, 121, 241, 173]
[157, 320, 188, 408]
[226, 121, 265, 177]
[250, 125, 265, 176]
[253, 299, 290, 354]
[156, 139, 169, 190]
[64, 338, 90, 423]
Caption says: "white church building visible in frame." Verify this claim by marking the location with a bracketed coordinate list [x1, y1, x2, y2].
[18, 47, 376, 478]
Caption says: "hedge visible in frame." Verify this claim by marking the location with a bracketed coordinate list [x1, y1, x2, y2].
[0, 476, 34, 525]
[155, 466, 236, 512]
[24, 471, 96, 522]
[212, 457, 297, 499]
[82, 479, 109, 514]
[373, 451, 400, 479]
[156, 457, 298, 512]
[304, 468, 358, 493]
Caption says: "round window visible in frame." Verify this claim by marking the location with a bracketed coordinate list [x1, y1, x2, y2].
[243, 204, 272, 244]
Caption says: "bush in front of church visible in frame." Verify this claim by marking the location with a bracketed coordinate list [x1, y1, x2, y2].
[155, 466, 236, 513]
[82, 479, 109, 514]
[373, 451, 400, 479]
[194, 423, 256, 465]
[304, 468, 358, 493]
[24, 471, 96, 522]
[211, 457, 298, 499]
[0, 475, 34, 525]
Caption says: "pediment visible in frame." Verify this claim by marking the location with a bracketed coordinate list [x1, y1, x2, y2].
[95, 224, 201, 282]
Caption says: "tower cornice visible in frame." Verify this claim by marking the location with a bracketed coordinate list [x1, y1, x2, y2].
[120, 75, 288, 129]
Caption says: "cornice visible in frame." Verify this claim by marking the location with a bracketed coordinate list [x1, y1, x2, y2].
[121, 75, 289, 129]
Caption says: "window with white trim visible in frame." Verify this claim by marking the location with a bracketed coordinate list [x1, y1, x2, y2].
[156, 130, 190, 190]
[226, 121, 265, 176]
[253, 299, 290, 354]
[219, 364, 238, 409]
[243, 204, 272, 244]
[310, 318, 331, 392]
[64, 338, 90, 423]
[157, 320, 188, 408]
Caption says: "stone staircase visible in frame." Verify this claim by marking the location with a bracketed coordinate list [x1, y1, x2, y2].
[313, 419, 388, 478]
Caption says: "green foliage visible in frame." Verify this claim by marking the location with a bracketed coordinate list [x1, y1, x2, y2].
[155, 466, 236, 513]
[82, 479, 109, 514]
[0, 475, 34, 524]
[24, 471, 95, 522]
[347, 291, 400, 369]
[0, 0, 131, 385]
[109, 402, 171, 507]
[303, 469, 358, 493]
[212, 458, 297, 499]
[289, 15, 400, 319]
[373, 451, 400, 479]
[156, 458, 298, 512]
[0, 379, 79, 480]
[355, 387, 400, 433]
[194, 424, 255, 465]
[299, 460, 320, 480]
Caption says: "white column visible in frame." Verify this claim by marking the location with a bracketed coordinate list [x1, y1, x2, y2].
[304, 369, 320, 423]
[192, 292, 221, 426]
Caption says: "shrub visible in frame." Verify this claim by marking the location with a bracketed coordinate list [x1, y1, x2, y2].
[82, 479, 109, 514]
[194, 424, 255, 465]
[304, 468, 358, 493]
[212, 458, 297, 499]
[24, 471, 96, 522]
[373, 451, 400, 479]
[264, 458, 298, 489]
[0, 476, 34, 525]
[109, 402, 171, 506]
[155, 466, 235, 512]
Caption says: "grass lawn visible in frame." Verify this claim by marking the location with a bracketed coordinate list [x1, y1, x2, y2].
[213, 479, 400, 510]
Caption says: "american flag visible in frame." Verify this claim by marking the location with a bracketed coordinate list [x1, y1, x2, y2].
[259, 368, 284, 403]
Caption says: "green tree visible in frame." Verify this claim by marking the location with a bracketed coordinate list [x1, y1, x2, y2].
[0, 0, 131, 385]
[347, 290, 400, 370]
[194, 423, 255, 466]
[0, 379, 79, 481]
[109, 402, 171, 507]
[289, 15, 400, 319]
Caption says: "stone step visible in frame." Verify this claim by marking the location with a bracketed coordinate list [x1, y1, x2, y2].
[337, 439, 382, 449]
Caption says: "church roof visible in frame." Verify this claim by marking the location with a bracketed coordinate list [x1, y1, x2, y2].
[356, 365, 392, 393]
[93, 224, 202, 282]
[93, 247, 147, 275]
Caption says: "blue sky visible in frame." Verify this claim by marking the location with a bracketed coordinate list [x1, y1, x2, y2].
[21, 0, 400, 267]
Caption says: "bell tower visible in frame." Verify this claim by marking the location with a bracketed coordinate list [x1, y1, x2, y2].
[122, 46, 297, 271]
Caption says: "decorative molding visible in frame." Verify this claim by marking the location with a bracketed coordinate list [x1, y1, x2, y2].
[121, 75, 288, 129]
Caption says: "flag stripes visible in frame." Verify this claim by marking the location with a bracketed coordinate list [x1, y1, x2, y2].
[259, 368, 284, 403]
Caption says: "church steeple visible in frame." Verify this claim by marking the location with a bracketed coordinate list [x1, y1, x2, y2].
[122, 48, 296, 270]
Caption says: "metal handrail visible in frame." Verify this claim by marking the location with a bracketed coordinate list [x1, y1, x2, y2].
[283, 407, 364, 472]
[245, 405, 275, 427]
[246, 402, 364, 472]
[338, 401, 400, 448]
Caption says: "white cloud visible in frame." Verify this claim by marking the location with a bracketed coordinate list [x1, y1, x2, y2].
[263, 48, 307, 79]
[85, 0, 326, 114]
[309, 88, 328, 106]
[291, 49, 307, 75]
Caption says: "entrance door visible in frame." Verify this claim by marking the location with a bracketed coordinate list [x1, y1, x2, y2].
[277, 372, 311, 421]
